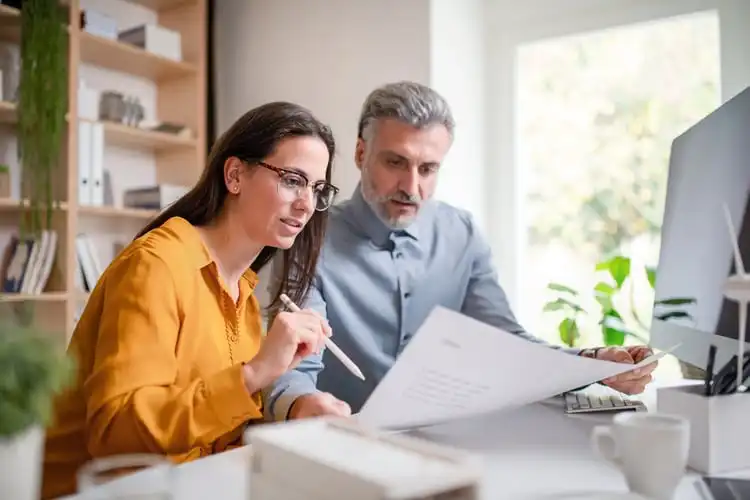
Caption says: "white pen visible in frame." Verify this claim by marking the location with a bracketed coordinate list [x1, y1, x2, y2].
[279, 294, 366, 381]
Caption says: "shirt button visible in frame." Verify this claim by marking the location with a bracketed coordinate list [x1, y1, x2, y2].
[394, 252, 403, 258]
[404, 292, 411, 298]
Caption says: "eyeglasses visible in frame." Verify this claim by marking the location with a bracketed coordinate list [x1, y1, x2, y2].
[256, 161, 339, 211]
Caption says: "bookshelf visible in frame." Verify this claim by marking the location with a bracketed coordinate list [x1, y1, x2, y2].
[0, 0, 207, 338]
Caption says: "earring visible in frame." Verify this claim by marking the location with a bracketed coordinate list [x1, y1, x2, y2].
[232, 186, 239, 194]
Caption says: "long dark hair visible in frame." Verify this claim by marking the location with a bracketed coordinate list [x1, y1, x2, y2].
[136, 101, 336, 311]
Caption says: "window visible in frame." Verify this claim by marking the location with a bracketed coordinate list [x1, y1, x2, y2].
[514, 11, 720, 377]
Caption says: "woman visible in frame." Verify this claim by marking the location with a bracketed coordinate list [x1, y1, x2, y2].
[42, 102, 345, 498]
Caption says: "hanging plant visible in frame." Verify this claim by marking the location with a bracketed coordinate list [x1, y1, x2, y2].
[17, 0, 67, 236]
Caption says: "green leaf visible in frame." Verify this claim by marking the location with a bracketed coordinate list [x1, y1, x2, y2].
[547, 283, 579, 295]
[600, 309, 625, 328]
[0, 318, 75, 437]
[593, 282, 616, 310]
[559, 318, 579, 347]
[543, 297, 584, 313]
[645, 266, 657, 288]
[655, 311, 693, 321]
[596, 256, 631, 288]
[602, 325, 626, 346]
[594, 282, 616, 296]
[655, 297, 696, 306]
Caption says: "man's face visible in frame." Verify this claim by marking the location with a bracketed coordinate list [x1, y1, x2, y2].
[356, 118, 452, 229]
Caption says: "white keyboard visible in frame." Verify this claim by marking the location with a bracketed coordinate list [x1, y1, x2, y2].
[564, 391, 646, 414]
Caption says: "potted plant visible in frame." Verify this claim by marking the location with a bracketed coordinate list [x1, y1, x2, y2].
[17, 0, 67, 235]
[0, 317, 74, 500]
[543, 255, 699, 377]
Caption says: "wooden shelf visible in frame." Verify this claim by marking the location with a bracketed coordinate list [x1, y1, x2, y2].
[128, 0, 196, 10]
[0, 101, 16, 124]
[0, 0, 207, 336]
[0, 199, 157, 219]
[78, 205, 159, 219]
[103, 121, 196, 151]
[0, 198, 69, 211]
[80, 32, 197, 81]
[0, 292, 69, 303]
[0, 4, 20, 44]
[0, 109, 195, 152]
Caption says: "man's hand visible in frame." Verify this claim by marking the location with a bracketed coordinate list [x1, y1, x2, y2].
[288, 392, 352, 419]
[587, 346, 657, 394]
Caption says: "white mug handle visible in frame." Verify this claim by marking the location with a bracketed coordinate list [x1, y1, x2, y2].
[591, 425, 620, 465]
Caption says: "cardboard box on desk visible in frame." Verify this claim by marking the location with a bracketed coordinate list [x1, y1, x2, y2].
[658, 384, 750, 475]
[243, 418, 483, 500]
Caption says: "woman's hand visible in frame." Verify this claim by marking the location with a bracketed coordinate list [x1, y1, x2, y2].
[243, 309, 330, 391]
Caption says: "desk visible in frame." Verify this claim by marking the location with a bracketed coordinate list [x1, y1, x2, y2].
[61, 385, 750, 499]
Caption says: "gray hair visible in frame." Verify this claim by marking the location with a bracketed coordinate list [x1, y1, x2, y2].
[357, 81, 455, 141]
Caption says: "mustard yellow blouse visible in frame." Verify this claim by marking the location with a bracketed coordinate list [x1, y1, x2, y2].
[42, 217, 264, 499]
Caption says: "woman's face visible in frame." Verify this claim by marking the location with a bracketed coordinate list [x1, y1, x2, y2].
[226, 136, 331, 249]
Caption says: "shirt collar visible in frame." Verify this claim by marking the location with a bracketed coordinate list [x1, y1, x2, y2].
[160, 216, 259, 289]
[346, 183, 431, 248]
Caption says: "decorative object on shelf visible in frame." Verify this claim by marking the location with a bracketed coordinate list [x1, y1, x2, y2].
[123, 184, 189, 211]
[0, 42, 20, 104]
[542, 255, 696, 347]
[0, 163, 9, 198]
[139, 120, 192, 139]
[98, 90, 144, 127]
[17, 0, 68, 237]
[118, 24, 182, 62]
[0, 315, 74, 500]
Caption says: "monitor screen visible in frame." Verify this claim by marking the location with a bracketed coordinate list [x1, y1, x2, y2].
[651, 86, 750, 369]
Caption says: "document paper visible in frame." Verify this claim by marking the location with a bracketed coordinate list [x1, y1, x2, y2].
[357, 307, 662, 430]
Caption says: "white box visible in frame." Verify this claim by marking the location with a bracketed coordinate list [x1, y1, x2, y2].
[244, 418, 483, 500]
[77, 81, 99, 121]
[118, 24, 182, 62]
[658, 384, 750, 475]
[82, 9, 118, 40]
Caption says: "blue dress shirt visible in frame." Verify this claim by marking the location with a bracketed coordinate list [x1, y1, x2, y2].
[263, 183, 578, 420]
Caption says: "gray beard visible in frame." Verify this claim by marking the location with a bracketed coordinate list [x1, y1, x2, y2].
[360, 183, 418, 230]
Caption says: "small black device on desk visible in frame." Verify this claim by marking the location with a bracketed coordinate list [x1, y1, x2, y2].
[694, 476, 750, 499]
[703, 344, 750, 396]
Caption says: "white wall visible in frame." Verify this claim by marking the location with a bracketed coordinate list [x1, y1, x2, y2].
[213, 0, 432, 201]
[429, 0, 486, 228]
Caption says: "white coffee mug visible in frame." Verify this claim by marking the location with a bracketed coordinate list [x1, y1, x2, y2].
[591, 412, 690, 500]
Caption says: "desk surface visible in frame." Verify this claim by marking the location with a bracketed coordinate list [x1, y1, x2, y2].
[61, 384, 749, 500]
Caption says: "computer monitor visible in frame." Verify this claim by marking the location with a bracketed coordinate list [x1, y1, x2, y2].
[650, 86, 750, 371]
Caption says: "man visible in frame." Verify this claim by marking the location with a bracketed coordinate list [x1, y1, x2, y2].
[263, 81, 657, 420]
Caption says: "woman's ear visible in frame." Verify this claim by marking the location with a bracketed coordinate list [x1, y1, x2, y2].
[223, 157, 244, 194]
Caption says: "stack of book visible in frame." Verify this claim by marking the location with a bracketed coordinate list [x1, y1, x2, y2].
[1, 230, 58, 295]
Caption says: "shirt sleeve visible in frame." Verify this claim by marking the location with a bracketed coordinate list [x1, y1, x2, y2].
[460, 214, 582, 355]
[261, 272, 325, 421]
[84, 249, 262, 458]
